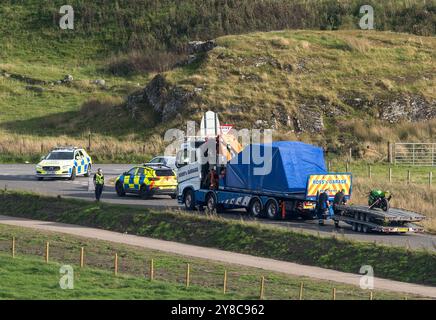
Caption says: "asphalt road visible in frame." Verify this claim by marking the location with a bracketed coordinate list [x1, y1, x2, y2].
[1, 164, 435, 251]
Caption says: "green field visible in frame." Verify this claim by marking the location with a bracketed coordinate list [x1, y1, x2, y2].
[0, 224, 422, 300]
[1, 191, 435, 287]
[0, 253, 234, 300]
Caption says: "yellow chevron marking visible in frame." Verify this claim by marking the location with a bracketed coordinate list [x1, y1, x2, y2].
[307, 174, 351, 197]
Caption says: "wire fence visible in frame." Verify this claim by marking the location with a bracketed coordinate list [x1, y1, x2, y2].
[0, 234, 384, 300]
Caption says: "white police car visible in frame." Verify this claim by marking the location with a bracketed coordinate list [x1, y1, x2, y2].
[36, 147, 92, 181]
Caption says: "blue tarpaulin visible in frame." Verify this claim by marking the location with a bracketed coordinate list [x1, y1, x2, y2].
[225, 142, 327, 194]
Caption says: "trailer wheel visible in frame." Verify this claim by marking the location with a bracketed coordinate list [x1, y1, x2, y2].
[352, 223, 357, 232]
[266, 199, 280, 220]
[206, 193, 217, 213]
[362, 225, 369, 233]
[248, 198, 263, 218]
[357, 224, 363, 233]
[184, 189, 196, 211]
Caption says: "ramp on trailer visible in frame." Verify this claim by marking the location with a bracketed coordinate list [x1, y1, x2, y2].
[334, 204, 426, 234]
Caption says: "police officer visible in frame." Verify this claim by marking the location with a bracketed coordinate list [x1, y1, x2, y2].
[333, 189, 347, 208]
[93, 168, 105, 202]
[317, 191, 330, 226]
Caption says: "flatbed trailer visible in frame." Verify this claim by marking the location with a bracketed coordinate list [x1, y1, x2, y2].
[192, 187, 312, 220]
[333, 204, 426, 234]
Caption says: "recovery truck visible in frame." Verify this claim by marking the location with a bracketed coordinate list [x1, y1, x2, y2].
[176, 111, 426, 234]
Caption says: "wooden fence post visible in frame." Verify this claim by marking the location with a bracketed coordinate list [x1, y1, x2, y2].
[328, 161, 332, 172]
[114, 253, 118, 276]
[186, 264, 190, 288]
[88, 131, 92, 151]
[299, 282, 304, 300]
[149, 259, 154, 281]
[388, 142, 393, 164]
[407, 170, 411, 184]
[45, 242, 50, 263]
[429, 172, 433, 188]
[369, 291, 374, 300]
[259, 276, 265, 300]
[332, 288, 336, 300]
[12, 237, 15, 258]
[223, 270, 228, 294]
[346, 161, 350, 173]
[389, 167, 392, 183]
[368, 165, 372, 179]
[80, 247, 84, 268]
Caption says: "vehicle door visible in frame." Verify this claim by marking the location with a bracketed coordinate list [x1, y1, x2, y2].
[74, 151, 84, 174]
[123, 167, 139, 192]
[135, 167, 146, 191]
[78, 150, 88, 174]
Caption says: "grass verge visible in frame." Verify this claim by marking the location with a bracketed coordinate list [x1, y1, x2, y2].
[0, 191, 435, 287]
[0, 224, 415, 300]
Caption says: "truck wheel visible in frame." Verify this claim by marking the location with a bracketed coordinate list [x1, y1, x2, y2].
[115, 182, 126, 197]
[184, 189, 195, 211]
[248, 198, 263, 218]
[206, 193, 217, 212]
[70, 167, 76, 181]
[266, 199, 280, 220]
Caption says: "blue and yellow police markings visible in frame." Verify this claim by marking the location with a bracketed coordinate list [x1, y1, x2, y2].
[123, 175, 146, 191]
[74, 157, 91, 174]
[306, 174, 352, 199]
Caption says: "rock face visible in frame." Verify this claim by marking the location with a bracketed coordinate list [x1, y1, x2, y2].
[127, 74, 197, 122]
[294, 104, 324, 133]
[378, 95, 436, 123]
[187, 40, 217, 54]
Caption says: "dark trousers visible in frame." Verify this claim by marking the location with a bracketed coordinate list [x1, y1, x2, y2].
[95, 184, 104, 201]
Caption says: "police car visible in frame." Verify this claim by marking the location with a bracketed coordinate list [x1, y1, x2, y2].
[36, 147, 92, 181]
[115, 164, 177, 199]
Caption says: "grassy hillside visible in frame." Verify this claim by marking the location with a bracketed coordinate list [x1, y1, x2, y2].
[1, 224, 417, 300]
[0, 29, 434, 162]
[0, 1, 434, 163]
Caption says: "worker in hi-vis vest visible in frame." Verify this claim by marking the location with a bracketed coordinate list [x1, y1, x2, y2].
[93, 168, 105, 202]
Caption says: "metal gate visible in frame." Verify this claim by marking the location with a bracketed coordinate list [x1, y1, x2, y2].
[394, 143, 436, 166]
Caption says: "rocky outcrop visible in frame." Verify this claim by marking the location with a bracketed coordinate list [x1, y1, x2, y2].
[187, 40, 217, 54]
[126, 74, 197, 122]
[294, 104, 324, 133]
[378, 95, 436, 123]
